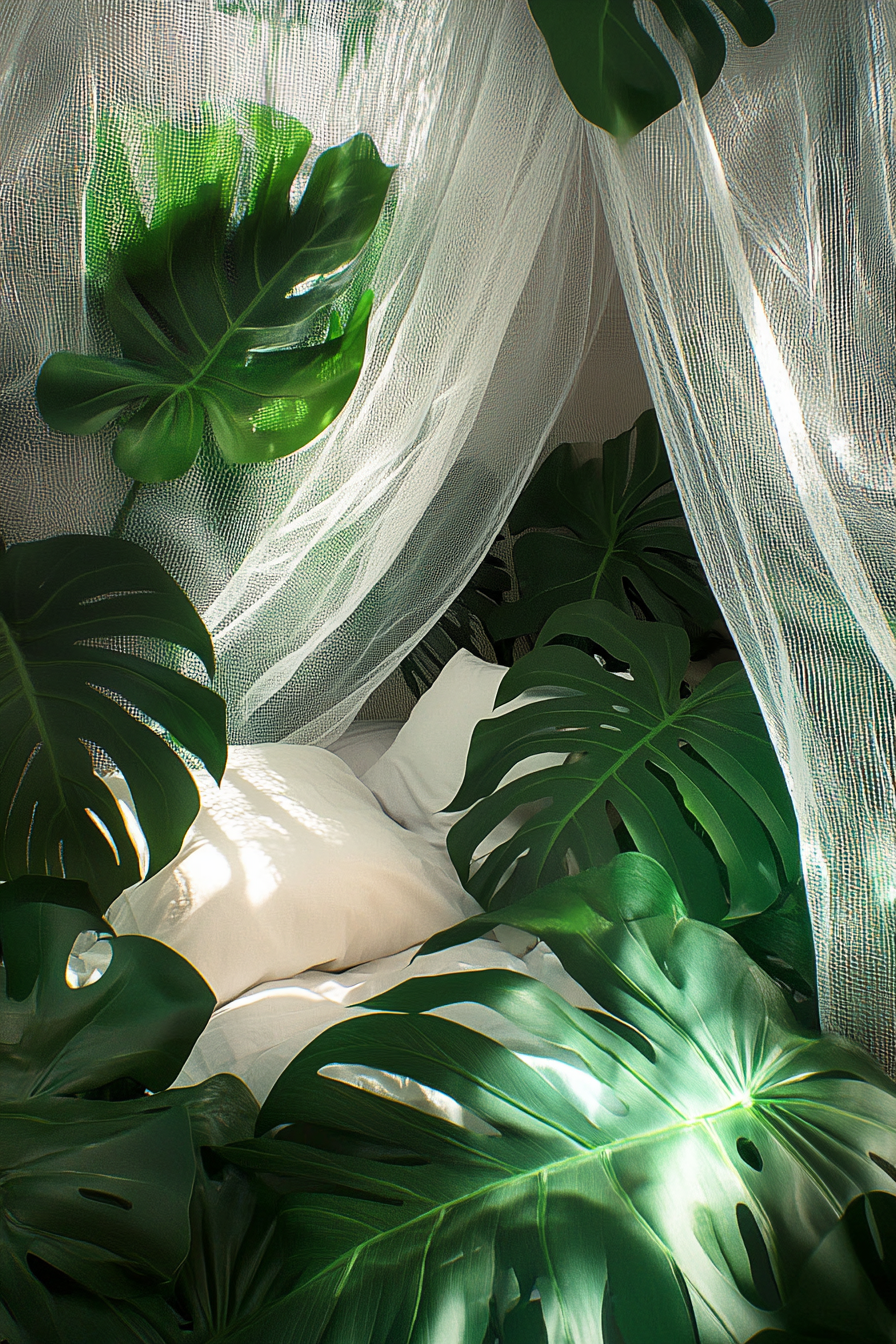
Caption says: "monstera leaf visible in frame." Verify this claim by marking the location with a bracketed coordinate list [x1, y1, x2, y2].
[36, 110, 395, 481]
[212, 855, 896, 1344]
[527, 0, 775, 139]
[214, 0, 385, 78]
[450, 598, 799, 922]
[0, 534, 227, 909]
[401, 548, 512, 697]
[488, 410, 718, 644]
[0, 876, 256, 1344]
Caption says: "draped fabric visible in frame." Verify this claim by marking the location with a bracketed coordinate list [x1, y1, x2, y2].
[2, 0, 894, 1066]
[0, 0, 613, 745]
[588, 0, 896, 1067]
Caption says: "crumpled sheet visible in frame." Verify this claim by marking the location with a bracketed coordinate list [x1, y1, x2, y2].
[173, 933, 601, 1121]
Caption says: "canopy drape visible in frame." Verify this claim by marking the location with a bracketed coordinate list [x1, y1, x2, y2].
[588, 0, 896, 1066]
[0, 0, 613, 745]
[1, 0, 894, 1066]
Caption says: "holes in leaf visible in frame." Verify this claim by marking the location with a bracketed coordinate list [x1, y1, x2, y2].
[66, 930, 113, 988]
[736, 1203, 781, 1310]
[319, 1063, 500, 1136]
[80, 1076, 149, 1103]
[79, 1187, 133, 1211]
[84, 807, 120, 863]
[584, 1007, 656, 1064]
[200, 1147, 227, 1181]
[842, 1191, 896, 1312]
[870, 1152, 896, 1186]
[736, 1137, 763, 1172]
[27, 1255, 80, 1294]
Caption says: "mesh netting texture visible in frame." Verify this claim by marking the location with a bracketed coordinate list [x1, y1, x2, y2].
[589, 0, 896, 1066]
[0, 0, 615, 745]
[2, 0, 894, 1067]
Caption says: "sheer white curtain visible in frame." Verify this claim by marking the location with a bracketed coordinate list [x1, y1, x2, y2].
[4, 0, 893, 1065]
[588, 0, 896, 1066]
[0, 0, 613, 746]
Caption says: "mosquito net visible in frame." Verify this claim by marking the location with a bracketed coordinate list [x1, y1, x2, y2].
[0, 0, 615, 746]
[1, 0, 893, 1065]
[588, 0, 896, 1066]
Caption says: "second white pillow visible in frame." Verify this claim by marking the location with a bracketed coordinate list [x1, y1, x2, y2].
[361, 651, 566, 859]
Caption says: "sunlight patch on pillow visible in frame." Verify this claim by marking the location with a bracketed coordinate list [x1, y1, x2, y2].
[105, 744, 479, 1004]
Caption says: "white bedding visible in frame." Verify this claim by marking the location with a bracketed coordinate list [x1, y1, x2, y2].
[113, 653, 594, 1111]
[107, 744, 478, 1005]
[173, 933, 599, 1104]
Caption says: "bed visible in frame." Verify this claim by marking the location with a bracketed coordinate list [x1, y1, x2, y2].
[104, 651, 592, 1105]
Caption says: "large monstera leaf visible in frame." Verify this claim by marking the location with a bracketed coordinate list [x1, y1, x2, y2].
[450, 598, 799, 922]
[0, 876, 256, 1344]
[36, 106, 395, 481]
[211, 855, 896, 1344]
[0, 534, 226, 910]
[527, 0, 775, 139]
[488, 410, 719, 644]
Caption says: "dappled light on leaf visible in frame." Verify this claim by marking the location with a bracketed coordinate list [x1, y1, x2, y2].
[0, 534, 226, 908]
[37, 105, 394, 481]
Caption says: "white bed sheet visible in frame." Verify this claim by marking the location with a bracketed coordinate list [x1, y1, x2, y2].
[169, 704, 601, 1119]
[174, 934, 600, 1108]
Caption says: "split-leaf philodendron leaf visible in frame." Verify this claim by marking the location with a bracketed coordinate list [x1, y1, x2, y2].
[213, 854, 896, 1344]
[0, 534, 227, 910]
[0, 876, 257, 1344]
[527, 0, 775, 139]
[450, 598, 799, 922]
[488, 410, 719, 644]
[36, 105, 395, 481]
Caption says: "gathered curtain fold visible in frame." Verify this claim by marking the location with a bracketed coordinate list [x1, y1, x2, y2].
[588, 0, 896, 1067]
[1, 0, 893, 1065]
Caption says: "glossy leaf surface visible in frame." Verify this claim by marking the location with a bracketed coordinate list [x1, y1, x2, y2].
[0, 535, 226, 909]
[527, 0, 775, 138]
[451, 599, 799, 921]
[37, 108, 394, 481]
[489, 410, 718, 644]
[0, 877, 256, 1341]
[216, 855, 896, 1343]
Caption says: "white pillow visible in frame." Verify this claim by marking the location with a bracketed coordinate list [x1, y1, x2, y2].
[105, 744, 480, 1006]
[360, 650, 567, 860]
[327, 718, 404, 777]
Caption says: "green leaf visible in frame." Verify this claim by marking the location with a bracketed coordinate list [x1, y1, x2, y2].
[213, 854, 896, 1343]
[37, 110, 395, 481]
[489, 411, 718, 644]
[0, 534, 227, 909]
[450, 599, 799, 922]
[213, 0, 386, 79]
[0, 877, 257, 1336]
[527, 0, 775, 139]
[728, 875, 819, 1028]
[169, 1162, 290, 1339]
[0, 876, 215, 1099]
[400, 549, 513, 698]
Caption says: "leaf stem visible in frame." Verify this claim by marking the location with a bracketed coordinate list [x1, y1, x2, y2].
[111, 481, 141, 539]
